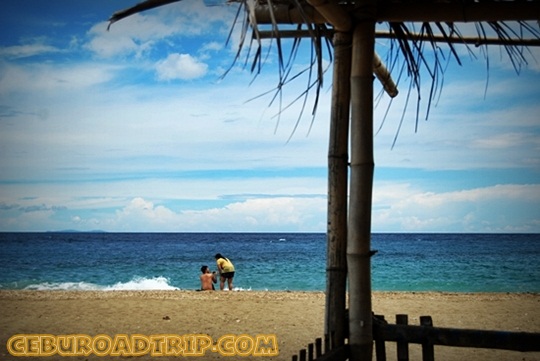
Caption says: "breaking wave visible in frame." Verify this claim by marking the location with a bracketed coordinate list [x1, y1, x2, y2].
[23, 276, 179, 291]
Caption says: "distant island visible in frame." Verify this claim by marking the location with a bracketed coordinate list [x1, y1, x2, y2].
[47, 230, 107, 233]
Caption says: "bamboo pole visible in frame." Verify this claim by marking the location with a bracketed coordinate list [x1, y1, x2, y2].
[348, 19, 375, 361]
[258, 29, 540, 47]
[325, 30, 352, 349]
[373, 52, 398, 98]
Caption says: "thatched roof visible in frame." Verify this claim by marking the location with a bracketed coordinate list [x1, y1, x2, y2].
[110, 0, 540, 45]
[109, 0, 540, 134]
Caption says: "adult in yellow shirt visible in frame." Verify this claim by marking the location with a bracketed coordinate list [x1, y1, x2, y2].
[215, 253, 235, 291]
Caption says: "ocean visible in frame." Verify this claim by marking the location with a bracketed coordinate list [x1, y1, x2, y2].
[0, 233, 538, 293]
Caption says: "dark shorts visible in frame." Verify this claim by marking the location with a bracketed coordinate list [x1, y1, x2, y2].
[221, 272, 235, 279]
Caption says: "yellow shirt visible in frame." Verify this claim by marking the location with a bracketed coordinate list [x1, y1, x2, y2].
[217, 257, 235, 273]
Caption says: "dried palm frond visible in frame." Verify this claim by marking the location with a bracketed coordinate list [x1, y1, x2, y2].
[377, 19, 539, 144]
[227, 0, 333, 139]
[108, 0, 540, 139]
[108, 0, 181, 29]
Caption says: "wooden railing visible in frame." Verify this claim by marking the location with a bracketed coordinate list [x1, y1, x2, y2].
[291, 314, 540, 361]
[373, 314, 540, 361]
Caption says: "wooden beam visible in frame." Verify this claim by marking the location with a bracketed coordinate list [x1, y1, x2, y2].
[374, 2, 540, 22]
[254, 2, 540, 24]
[306, 0, 352, 32]
[258, 30, 540, 47]
[257, 29, 332, 39]
[253, 4, 326, 24]
[375, 32, 540, 47]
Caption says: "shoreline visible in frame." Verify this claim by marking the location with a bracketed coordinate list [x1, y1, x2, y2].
[1, 290, 538, 360]
[0, 288, 538, 299]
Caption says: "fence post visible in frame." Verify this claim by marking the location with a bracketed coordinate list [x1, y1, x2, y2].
[420, 316, 435, 361]
[316, 338, 323, 357]
[374, 315, 387, 361]
[324, 333, 331, 352]
[396, 314, 409, 361]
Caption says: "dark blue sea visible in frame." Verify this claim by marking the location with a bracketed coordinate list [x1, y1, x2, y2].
[0, 233, 538, 293]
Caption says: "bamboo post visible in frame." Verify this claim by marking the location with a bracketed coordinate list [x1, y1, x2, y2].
[348, 19, 376, 361]
[325, 30, 352, 349]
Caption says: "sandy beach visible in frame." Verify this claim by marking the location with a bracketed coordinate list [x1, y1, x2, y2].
[0, 290, 538, 361]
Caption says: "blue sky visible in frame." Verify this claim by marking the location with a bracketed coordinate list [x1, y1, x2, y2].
[1, 0, 539, 233]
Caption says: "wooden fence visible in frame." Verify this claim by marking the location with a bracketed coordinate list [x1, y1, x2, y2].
[291, 334, 348, 361]
[291, 314, 540, 361]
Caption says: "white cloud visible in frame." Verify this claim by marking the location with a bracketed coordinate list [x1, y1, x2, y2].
[114, 197, 178, 229]
[2, 179, 538, 232]
[85, 24, 140, 58]
[155, 53, 208, 80]
[71, 196, 327, 232]
[372, 183, 540, 232]
[181, 197, 326, 232]
[85, 12, 183, 59]
[0, 62, 115, 94]
[86, 0, 237, 59]
[200, 41, 223, 53]
[0, 43, 60, 59]
[471, 132, 532, 149]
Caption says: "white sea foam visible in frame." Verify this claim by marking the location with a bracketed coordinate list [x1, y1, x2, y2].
[232, 287, 251, 292]
[24, 276, 179, 291]
[103, 276, 179, 291]
[214, 286, 252, 292]
[24, 281, 102, 291]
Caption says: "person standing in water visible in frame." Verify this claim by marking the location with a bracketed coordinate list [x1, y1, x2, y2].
[214, 253, 235, 291]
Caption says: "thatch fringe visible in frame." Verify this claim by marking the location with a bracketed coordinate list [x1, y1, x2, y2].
[108, 0, 540, 137]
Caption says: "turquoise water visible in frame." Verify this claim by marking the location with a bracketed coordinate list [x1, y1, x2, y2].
[0, 232, 538, 292]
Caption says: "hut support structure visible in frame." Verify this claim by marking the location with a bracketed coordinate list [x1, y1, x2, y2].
[107, 1, 540, 360]
[325, 30, 351, 349]
[347, 19, 376, 361]
[251, 3, 539, 359]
